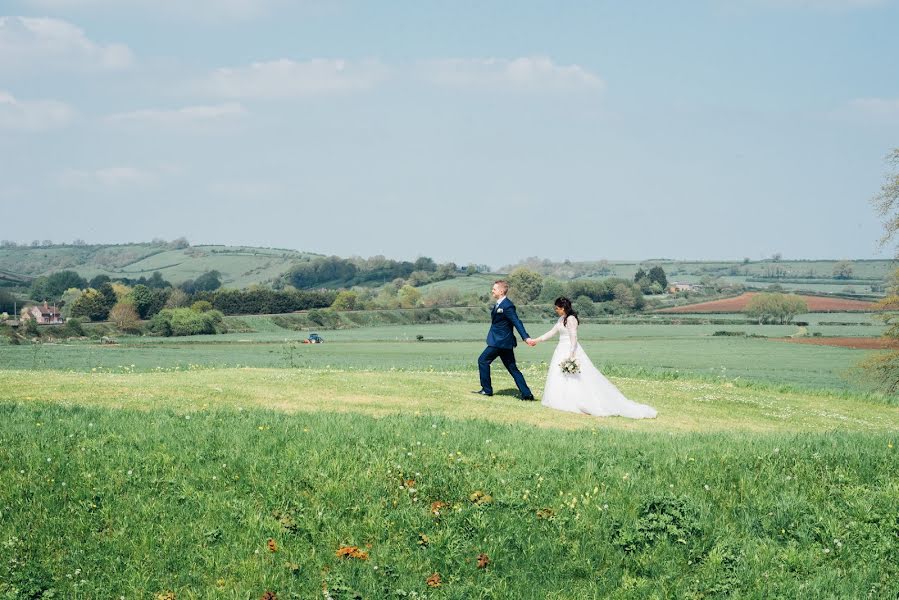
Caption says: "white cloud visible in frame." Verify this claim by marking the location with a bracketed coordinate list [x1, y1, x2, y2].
[21, 0, 284, 21]
[419, 56, 604, 91]
[197, 58, 389, 99]
[847, 97, 899, 124]
[58, 166, 158, 188]
[106, 102, 247, 126]
[744, 0, 887, 9]
[208, 180, 284, 198]
[0, 16, 132, 71]
[0, 90, 74, 130]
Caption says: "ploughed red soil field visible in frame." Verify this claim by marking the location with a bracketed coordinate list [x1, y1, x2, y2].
[771, 337, 895, 350]
[657, 292, 878, 313]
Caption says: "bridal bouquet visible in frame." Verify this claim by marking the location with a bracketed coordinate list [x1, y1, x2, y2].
[560, 357, 580, 374]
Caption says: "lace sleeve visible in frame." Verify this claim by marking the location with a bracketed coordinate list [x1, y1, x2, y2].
[566, 316, 579, 358]
[536, 319, 562, 342]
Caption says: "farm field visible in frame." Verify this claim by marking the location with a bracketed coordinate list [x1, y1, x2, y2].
[1, 367, 897, 597]
[658, 292, 879, 313]
[0, 317, 887, 393]
[2, 313, 896, 597]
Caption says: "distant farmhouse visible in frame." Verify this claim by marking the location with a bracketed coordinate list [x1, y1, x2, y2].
[21, 301, 63, 324]
[668, 282, 702, 293]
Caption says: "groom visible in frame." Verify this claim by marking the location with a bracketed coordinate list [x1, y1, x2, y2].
[472, 280, 536, 400]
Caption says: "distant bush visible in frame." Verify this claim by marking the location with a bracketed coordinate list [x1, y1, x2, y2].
[64, 317, 86, 337]
[147, 308, 224, 337]
[195, 288, 336, 315]
[712, 330, 746, 336]
[191, 300, 213, 312]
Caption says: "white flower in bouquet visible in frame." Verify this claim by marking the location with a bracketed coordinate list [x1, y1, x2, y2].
[560, 357, 580, 374]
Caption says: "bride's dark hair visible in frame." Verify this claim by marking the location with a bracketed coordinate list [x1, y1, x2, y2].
[554, 296, 579, 326]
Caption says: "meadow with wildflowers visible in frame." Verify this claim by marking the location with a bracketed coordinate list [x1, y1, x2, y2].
[1, 319, 897, 597]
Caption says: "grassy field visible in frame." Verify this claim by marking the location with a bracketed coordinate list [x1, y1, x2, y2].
[1, 369, 897, 598]
[0, 244, 317, 289]
[2, 315, 897, 597]
[1, 317, 886, 394]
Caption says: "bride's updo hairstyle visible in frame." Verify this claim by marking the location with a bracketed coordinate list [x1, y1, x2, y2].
[554, 296, 579, 326]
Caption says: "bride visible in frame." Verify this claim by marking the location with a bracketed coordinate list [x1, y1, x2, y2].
[530, 297, 657, 418]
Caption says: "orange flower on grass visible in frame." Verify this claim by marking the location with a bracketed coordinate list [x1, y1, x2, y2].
[430, 500, 448, 515]
[335, 546, 369, 560]
[259, 592, 278, 600]
[426, 572, 442, 587]
[267, 538, 278, 553]
[477, 553, 490, 569]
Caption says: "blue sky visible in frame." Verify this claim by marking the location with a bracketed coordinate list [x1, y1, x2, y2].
[1, 0, 898, 268]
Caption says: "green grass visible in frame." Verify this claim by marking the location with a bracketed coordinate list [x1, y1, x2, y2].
[3, 311, 897, 597]
[1, 385, 896, 598]
[0, 244, 317, 288]
[1, 319, 887, 394]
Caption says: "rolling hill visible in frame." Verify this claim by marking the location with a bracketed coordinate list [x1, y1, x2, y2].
[0, 243, 320, 289]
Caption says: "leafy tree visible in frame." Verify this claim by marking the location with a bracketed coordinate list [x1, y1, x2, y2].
[864, 149, 899, 391]
[70, 289, 111, 321]
[573, 295, 595, 317]
[422, 286, 461, 307]
[147, 271, 171, 289]
[148, 308, 223, 336]
[507, 267, 543, 305]
[64, 317, 85, 337]
[98, 283, 118, 313]
[28, 276, 50, 301]
[165, 288, 190, 308]
[633, 268, 647, 283]
[191, 300, 213, 312]
[0, 290, 15, 314]
[59, 288, 83, 318]
[537, 278, 565, 303]
[613, 283, 637, 309]
[109, 302, 141, 333]
[745, 293, 807, 324]
[193, 270, 222, 292]
[413, 256, 437, 272]
[832, 260, 854, 280]
[647, 266, 668, 290]
[332, 290, 359, 311]
[127, 284, 167, 319]
[43, 270, 87, 299]
[24, 314, 40, 336]
[89, 274, 111, 288]
[398, 285, 422, 308]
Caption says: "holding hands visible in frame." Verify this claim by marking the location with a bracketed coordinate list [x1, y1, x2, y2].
[525, 338, 538, 347]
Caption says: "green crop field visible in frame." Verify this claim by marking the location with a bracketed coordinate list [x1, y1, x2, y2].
[2, 315, 897, 597]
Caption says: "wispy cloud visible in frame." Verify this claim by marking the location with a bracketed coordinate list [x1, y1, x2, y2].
[106, 102, 247, 127]
[20, 0, 285, 21]
[0, 16, 132, 71]
[208, 180, 284, 198]
[58, 166, 160, 189]
[847, 97, 899, 124]
[0, 90, 74, 130]
[196, 58, 389, 99]
[743, 0, 888, 9]
[419, 56, 604, 92]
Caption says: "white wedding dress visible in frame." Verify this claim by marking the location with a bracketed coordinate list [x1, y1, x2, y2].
[537, 316, 657, 418]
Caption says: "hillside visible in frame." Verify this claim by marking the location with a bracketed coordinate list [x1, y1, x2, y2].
[657, 292, 880, 313]
[503, 258, 894, 295]
[0, 243, 320, 289]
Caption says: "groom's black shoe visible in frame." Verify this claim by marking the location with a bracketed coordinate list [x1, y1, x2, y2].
[471, 390, 493, 397]
[520, 395, 536, 401]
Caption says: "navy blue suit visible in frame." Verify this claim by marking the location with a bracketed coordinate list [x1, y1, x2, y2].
[478, 298, 533, 397]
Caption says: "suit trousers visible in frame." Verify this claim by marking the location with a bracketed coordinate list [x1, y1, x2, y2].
[478, 345, 533, 397]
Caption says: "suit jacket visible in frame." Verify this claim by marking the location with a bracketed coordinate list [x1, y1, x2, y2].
[486, 298, 530, 349]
